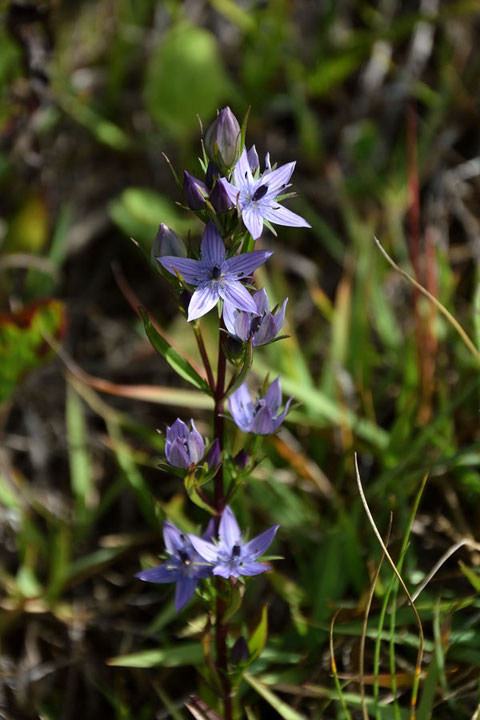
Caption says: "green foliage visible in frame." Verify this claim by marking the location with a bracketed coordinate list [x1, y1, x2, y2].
[0, 299, 66, 403]
[144, 21, 231, 136]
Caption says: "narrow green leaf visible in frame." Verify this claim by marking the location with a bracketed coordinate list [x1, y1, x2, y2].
[107, 642, 204, 668]
[244, 674, 306, 720]
[139, 307, 211, 394]
[248, 605, 268, 663]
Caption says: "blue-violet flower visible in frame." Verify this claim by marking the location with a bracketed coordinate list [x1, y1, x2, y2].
[189, 505, 279, 579]
[219, 147, 311, 240]
[165, 418, 220, 470]
[158, 221, 272, 321]
[223, 288, 287, 346]
[136, 521, 212, 611]
[228, 378, 293, 434]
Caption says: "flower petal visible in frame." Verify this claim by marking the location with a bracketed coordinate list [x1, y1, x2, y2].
[187, 420, 205, 463]
[252, 314, 277, 346]
[262, 161, 296, 195]
[247, 145, 259, 173]
[238, 561, 271, 576]
[225, 250, 273, 278]
[218, 177, 240, 204]
[219, 506, 242, 550]
[213, 565, 235, 579]
[158, 256, 203, 284]
[222, 299, 239, 336]
[253, 288, 270, 314]
[264, 378, 282, 416]
[200, 222, 226, 265]
[233, 147, 254, 192]
[218, 281, 258, 314]
[243, 525, 279, 560]
[188, 535, 219, 563]
[271, 395, 293, 431]
[187, 283, 220, 322]
[228, 382, 254, 432]
[273, 298, 288, 334]
[167, 437, 191, 468]
[163, 521, 185, 554]
[174, 575, 198, 611]
[166, 418, 189, 441]
[234, 311, 251, 342]
[261, 203, 311, 229]
[241, 204, 265, 240]
[251, 405, 275, 435]
[135, 563, 179, 584]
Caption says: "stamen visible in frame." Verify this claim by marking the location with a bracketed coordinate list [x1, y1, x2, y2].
[211, 266, 221, 280]
[252, 184, 268, 202]
[232, 544, 241, 558]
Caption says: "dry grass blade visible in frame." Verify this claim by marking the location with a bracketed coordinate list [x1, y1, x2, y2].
[354, 454, 424, 720]
[359, 513, 393, 720]
[374, 237, 480, 365]
[411, 538, 480, 603]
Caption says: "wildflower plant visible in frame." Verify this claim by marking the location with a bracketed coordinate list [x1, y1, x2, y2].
[135, 107, 310, 718]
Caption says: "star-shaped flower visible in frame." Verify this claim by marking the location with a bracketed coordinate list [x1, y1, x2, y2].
[188, 506, 279, 579]
[158, 221, 272, 322]
[135, 521, 212, 611]
[219, 147, 311, 240]
[228, 378, 293, 434]
[223, 288, 287, 347]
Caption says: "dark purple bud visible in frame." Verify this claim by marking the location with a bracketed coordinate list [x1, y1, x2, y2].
[183, 171, 208, 210]
[204, 438, 221, 470]
[231, 636, 249, 664]
[151, 223, 187, 264]
[234, 449, 249, 470]
[225, 335, 244, 363]
[205, 162, 220, 190]
[204, 107, 241, 174]
[209, 180, 233, 213]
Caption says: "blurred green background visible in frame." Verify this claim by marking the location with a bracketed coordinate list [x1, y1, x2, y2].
[2, 1, 480, 718]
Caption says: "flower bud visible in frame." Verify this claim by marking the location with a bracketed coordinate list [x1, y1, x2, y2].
[209, 180, 233, 214]
[231, 636, 249, 664]
[204, 107, 241, 174]
[183, 171, 208, 210]
[205, 162, 220, 190]
[234, 449, 249, 470]
[151, 223, 187, 264]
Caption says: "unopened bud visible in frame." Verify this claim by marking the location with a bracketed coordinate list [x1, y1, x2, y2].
[209, 180, 233, 214]
[234, 449, 249, 470]
[204, 107, 241, 174]
[183, 171, 208, 210]
[231, 636, 249, 664]
[151, 223, 187, 264]
[205, 162, 220, 190]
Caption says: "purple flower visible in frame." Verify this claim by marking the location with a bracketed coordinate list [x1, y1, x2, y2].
[189, 506, 279, 579]
[136, 521, 212, 611]
[165, 418, 219, 470]
[204, 106, 241, 174]
[184, 171, 208, 210]
[223, 288, 287, 346]
[228, 378, 293, 434]
[219, 147, 311, 240]
[158, 221, 272, 322]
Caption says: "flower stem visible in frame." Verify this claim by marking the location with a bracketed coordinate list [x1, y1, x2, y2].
[193, 324, 215, 392]
[213, 316, 232, 719]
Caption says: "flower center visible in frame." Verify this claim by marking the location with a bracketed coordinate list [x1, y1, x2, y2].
[211, 265, 222, 280]
[179, 550, 191, 565]
[251, 184, 268, 202]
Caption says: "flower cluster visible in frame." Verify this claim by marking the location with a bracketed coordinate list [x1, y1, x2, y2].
[136, 506, 278, 610]
[137, 107, 309, 617]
